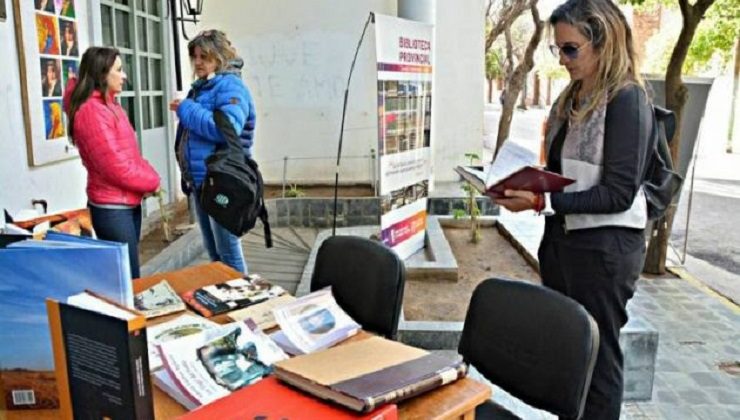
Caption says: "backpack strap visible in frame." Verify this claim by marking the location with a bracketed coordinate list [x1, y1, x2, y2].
[259, 205, 273, 248]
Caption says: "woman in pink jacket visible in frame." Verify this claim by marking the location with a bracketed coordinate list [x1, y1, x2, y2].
[64, 47, 160, 278]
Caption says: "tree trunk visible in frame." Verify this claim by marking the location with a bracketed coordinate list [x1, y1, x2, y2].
[486, 0, 531, 52]
[727, 38, 740, 153]
[519, 79, 528, 109]
[643, 0, 716, 274]
[533, 71, 541, 106]
[495, 2, 543, 156]
[487, 78, 494, 103]
[546, 76, 552, 105]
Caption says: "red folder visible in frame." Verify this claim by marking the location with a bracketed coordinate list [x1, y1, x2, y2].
[177, 377, 398, 420]
[484, 166, 575, 198]
[455, 165, 574, 199]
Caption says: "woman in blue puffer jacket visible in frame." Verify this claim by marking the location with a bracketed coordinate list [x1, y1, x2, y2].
[170, 29, 256, 273]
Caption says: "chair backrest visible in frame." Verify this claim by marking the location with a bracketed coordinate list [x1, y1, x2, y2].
[458, 278, 599, 420]
[310, 236, 405, 339]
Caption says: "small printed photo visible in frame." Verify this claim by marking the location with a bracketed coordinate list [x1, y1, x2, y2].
[43, 99, 65, 139]
[61, 59, 78, 88]
[59, 19, 78, 57]
[57, 0, 75, 17]
[40, 58, 62, 97]
[197, 328, 271, 391]
[298, 306, 335, 335]
[35, 0, 55, 13]
[36, 13, 60, 55]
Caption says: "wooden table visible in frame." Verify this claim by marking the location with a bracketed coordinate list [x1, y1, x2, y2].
[1, 263, 491, 420]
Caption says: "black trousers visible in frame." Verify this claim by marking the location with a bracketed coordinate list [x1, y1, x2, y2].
[538, 223, 645, 420]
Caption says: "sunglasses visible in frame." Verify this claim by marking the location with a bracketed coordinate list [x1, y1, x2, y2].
[549, 42, 590, 60]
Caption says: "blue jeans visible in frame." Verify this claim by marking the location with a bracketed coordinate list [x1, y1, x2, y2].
[192, 195, 247, 274]
[89, 205, 142, 279]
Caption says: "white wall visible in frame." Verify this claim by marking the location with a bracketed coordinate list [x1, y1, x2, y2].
[189, 0, 485, 185]
[0, 0, 89, 217]
[427, 0, 485, 182]
[190, 0, 396, 184]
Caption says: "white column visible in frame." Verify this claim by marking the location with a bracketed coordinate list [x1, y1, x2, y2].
[397, 0, 435, 23]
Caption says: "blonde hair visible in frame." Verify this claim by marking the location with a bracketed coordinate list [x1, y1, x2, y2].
[549, 0, 643, 122]
[187, 30, 237, 75]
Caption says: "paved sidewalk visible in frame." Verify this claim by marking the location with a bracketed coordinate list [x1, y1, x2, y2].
[496, 210, 740, 420]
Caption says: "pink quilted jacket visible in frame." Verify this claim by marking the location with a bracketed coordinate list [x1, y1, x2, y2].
[64, 79, 159, 206]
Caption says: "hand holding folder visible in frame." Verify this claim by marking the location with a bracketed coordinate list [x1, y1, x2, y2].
[455, 141, 574, 199]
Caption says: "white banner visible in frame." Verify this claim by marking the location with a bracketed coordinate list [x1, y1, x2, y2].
[375, 14, 433, 259]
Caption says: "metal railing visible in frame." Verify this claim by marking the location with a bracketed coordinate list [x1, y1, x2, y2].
[267, 149, 378, 198]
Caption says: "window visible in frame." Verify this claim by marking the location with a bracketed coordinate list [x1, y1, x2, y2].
[100, 0, 166, 130]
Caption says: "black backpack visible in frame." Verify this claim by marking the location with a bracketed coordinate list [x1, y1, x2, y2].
[199, 110, 272, 247]
[643, 105, 683, 221]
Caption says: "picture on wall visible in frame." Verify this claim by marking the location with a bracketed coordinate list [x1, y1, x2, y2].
[40, 58, 62, 97]
[61, 59, 78, 87]
[58, 0, 75, 18]
[14, 0, 87, 165]
[43, 99, 65, 139]
[59, 18, 78, 56]
[35, 13, 60, 55]
[35, 0, 54, 13]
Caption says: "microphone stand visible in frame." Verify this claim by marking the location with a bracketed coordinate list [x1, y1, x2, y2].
[332, 12, 375, 236]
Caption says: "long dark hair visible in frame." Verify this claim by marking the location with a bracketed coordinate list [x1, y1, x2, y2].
[66, 47, 119, 144]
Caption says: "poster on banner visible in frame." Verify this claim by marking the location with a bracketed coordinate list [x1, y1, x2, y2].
[375, 14, 433, 259]
[12, 0, 84, 166]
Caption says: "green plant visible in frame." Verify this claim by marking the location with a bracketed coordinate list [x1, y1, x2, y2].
[154, 188, 172, 242]
[285, 184, 305, 198]
[461, 152, 482, 244]
[452, 209, 467, 220]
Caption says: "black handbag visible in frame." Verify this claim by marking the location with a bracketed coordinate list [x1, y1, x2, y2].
[643, 105, 683, 221]
[199, 110, 272, 247]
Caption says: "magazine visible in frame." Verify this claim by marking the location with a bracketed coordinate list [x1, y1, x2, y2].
[227, 294, 297, 330]
[155, 321, 288, 410]
[271, 288, 360, 355]
[146, 314, 219, 371]
[181, 275, 286, 317]
[134, 280, 186, 318]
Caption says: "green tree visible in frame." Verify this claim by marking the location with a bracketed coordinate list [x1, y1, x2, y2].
[625, 0, 730, 273]
[485, 48, 504, 103]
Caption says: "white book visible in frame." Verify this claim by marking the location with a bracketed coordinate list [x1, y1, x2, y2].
[146, 314, 219, 371]
[156, 321, 288, 410]
[271, 288, 360, 355]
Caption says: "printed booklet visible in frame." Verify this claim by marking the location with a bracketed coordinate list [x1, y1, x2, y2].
[153, 320, 288, 410]
[271, 288, 360, 355]
[181, 275, 286, 317]
[134, 280, 186, 318]
[146, 314, 219, 371]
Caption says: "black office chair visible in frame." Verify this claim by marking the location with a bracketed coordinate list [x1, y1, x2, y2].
[458, 278, 600, 420]
[310, 235, 405, 339]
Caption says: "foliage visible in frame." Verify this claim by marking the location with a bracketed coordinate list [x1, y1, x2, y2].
[285, 184, 305, 198]
[625, 0, 739, 75]
[461, 153, 482, 244]
[486, 48, 504, 81]
[154, 188, 172, 242]
[452, 209, 467, 220]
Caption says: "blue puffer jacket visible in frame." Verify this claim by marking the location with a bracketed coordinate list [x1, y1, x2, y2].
[175, 59, 256, 191]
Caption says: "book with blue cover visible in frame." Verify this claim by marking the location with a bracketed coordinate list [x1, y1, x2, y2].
[0, 233, 132, 410]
